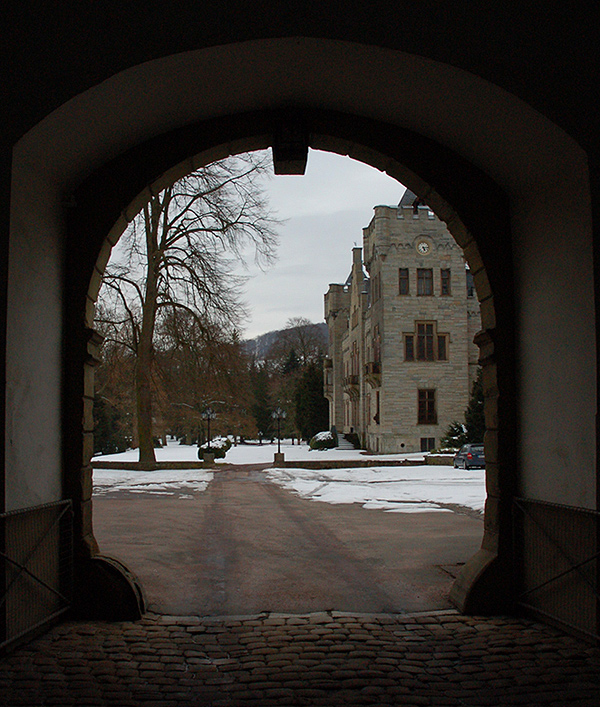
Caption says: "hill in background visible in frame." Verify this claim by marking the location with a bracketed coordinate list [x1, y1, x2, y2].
[244, 321, 328, 362]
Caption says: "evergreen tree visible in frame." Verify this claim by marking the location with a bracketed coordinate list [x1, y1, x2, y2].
[440, 420, 468, 449]
[440, 368, 485, 448]
[250, 361, 273, 440]
[282, 348, 300, 375]
[93, 396, 130, 455]
[464, 368, 485, 443]
[294, 361, 329, 440]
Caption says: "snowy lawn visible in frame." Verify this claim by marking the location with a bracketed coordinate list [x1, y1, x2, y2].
[266, 465, 485, 514]
[93, 468, 213, 497]
[93, 439, 486, 513]
[93, 438, 424, 465]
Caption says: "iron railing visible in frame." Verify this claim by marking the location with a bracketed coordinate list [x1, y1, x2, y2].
[0, 500, 73, 650]
[513, 497, 599, 640]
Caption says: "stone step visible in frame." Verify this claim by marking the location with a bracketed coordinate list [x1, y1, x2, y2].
[336, 435, 355, 450]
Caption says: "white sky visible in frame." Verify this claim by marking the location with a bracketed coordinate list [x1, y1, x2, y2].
[238, 150, 406, 338]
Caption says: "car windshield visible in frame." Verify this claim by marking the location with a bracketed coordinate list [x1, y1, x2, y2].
[472, 446, 484, 453]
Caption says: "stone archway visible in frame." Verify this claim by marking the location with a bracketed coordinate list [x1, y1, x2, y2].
[8, 39, 593, 625]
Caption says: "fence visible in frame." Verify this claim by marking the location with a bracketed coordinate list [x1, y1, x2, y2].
[0, 500, 73, 651]
[513, 497, 599, 640]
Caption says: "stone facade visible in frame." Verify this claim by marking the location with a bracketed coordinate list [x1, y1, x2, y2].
[324, 191, 481, 453]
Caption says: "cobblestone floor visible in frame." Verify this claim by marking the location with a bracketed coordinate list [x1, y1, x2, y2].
[1, 610, 599, 706]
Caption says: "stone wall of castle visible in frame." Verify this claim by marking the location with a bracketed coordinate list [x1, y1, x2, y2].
[325, 195, 481, 453]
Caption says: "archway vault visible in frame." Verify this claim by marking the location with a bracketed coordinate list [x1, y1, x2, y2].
[8, 38, 594, 625]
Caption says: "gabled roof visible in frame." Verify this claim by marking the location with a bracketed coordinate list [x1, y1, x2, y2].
[399, 189, 428, 209]
[399, 189, 417, 207]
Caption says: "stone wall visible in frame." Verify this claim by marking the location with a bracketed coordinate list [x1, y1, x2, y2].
[326, 196, 481, 454]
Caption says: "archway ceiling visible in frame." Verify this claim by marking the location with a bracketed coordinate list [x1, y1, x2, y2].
[4, 2, 599, 153]
[17, 38, 585, 203]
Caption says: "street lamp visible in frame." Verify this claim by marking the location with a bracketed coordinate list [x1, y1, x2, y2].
[201, 407, 217, 452]
[271, 407, 287, 454]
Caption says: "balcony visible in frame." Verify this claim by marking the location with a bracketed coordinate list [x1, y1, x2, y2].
[343, 374, 360, 398]
[364, 361, 381, 388]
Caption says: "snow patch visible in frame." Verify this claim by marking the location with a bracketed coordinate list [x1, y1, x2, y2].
[93, 468, 213, 496]
[266, 465, 485, 514]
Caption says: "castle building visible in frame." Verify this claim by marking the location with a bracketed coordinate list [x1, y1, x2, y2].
[324, 191, 481, 453]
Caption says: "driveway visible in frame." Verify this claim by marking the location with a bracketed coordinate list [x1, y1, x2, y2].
[92, 464, 483, 615]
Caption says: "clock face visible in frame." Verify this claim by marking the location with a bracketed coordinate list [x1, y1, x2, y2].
[416, 240, 431, 255]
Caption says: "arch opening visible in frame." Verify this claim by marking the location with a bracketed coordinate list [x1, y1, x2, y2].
[79, 129, 507, 618]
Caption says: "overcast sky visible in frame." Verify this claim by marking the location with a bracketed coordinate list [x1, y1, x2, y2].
[239, 150, 406, 339]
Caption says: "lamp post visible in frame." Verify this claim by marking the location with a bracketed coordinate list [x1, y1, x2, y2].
[201, 407, 217, 452]
[271, 407, 287, 454]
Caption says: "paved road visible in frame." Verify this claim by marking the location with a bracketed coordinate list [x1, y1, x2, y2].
[93, 465, 483, 616]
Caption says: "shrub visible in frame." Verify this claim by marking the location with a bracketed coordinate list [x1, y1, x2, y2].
[309, 430, 337, 450]
[198, 436, 232, 459]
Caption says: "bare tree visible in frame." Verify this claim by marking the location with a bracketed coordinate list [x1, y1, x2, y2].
[156, 309, 256, 443]
[96, 153, 279, 466]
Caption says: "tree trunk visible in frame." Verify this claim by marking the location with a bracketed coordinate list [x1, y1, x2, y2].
[136, 351, 156, 466]
[136, 201, 161, 467]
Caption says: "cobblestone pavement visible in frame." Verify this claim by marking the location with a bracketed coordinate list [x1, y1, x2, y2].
[1, 610, 599, 706]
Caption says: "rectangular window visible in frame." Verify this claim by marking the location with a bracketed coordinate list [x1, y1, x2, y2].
[350, 340, 358, 376]
[437, 334, 448, 361]
[466, 269, 475, 298]
[417, 268, 433, 296]
[416, 323, 435, 361]
[404, 334, 414, 361]
[371, 273, 381, 302]
[406, 323, 449, 362]
[420, 437, 436, 451]
[441, 268, 451, 295]
[399, 268, 409, 295]
[418, 389, 437, 425]
[373, 325, 381, 363]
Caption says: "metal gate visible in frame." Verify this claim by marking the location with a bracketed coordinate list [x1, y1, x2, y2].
[513, 497, 599, 640]
[0, 500, 73, 651]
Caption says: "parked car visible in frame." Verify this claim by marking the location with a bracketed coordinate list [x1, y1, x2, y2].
[453, 443, 485, 469]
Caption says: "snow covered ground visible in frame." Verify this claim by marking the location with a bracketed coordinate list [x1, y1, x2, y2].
[266, 466, 485, 514]
[93, 468, 214, 498]
[93, 439, 486, 514]
[93, 438, 423, 465]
